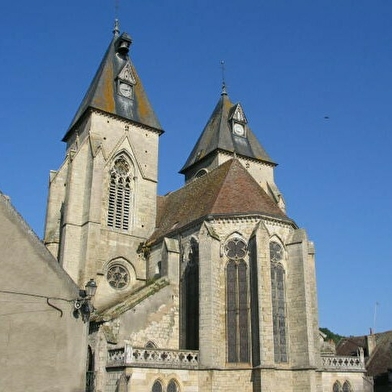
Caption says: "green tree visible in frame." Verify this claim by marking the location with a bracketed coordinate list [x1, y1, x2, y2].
[320, 327, 345, 345]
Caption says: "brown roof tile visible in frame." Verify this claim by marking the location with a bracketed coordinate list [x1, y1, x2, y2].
[149, 159, 290, 243]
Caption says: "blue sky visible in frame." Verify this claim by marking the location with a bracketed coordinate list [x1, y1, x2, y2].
[1, 0, 391, 337]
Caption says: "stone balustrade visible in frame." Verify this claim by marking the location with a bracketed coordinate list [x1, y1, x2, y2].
[107, 348, 365, 372]
[107, 345, 199, 369]
[321, 354, 365, 371]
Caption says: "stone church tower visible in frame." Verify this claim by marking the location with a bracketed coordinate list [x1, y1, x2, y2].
[44, 22, 370, 392]
[44, 22, 163, 310]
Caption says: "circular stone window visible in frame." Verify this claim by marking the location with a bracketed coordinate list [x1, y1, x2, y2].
[106, 264, 129, 289]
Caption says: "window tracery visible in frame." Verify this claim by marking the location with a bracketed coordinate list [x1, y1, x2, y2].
[270, 240, 287, 362]
[106, 264, 129, 289]
[105, 258, 134, 290]
[226, 237, 249, 363]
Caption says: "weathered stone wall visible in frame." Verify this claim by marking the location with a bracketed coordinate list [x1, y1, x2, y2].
[124, 368, 199, 392]
[321, 370, 373, 392]
[0, 193, 87, 392]
[44, 111, 160, 309]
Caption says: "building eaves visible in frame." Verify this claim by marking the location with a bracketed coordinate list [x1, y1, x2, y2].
[149, 159, 290, 244]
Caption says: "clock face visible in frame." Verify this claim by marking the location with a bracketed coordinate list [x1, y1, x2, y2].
[270, 241, 283, 262]
[119, 82, 132, 98]
[233, 123, 245, 136]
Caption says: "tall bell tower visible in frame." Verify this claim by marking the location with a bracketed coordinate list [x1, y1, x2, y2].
[44, 21, 163, 309]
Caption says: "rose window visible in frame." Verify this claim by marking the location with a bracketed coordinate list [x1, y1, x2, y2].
[107, 265, 129, 289]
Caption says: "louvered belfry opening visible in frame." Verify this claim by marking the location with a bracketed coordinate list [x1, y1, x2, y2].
[107, 155, 132, 230]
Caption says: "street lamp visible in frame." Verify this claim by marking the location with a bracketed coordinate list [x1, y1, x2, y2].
[85, 278, 97, 297]
[74, 279, 97, 322]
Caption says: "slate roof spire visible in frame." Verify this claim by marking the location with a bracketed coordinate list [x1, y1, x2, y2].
[63, 22, 162, 141]
[180, 91, 275, 175]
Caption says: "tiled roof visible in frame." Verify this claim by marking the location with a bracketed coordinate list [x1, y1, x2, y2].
[336, 335, 367, 356]
[149, 159, 290, 243]
[367, 331, 392, 378]
[336, 331, 392, 378]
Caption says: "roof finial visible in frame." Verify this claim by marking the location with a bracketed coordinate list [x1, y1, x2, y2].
[220, 60, 228, 95]
[113, 18, 120, 37]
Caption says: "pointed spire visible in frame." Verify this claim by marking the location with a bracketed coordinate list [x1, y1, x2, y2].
[113, 19, 120, 37]
[180, 94, 275, 175]
[63, 26, 162, 141]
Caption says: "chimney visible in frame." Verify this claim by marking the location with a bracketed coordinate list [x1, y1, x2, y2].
[367, 332, 376, 357]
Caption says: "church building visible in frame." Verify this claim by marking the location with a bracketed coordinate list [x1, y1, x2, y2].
[43, 21, 372, 392]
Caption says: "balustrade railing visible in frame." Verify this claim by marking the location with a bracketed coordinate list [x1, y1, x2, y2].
[107, 345, 199, 369]
[107, 348, 364, 372]
[321, 354, 365, 371]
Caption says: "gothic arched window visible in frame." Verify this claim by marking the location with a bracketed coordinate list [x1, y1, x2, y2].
[167, 379, 180, 392]
[183, 238, 199, 350]
[145, 341, 157, 349]
[333, 381, 342, 392]
[270, 241, 288, 362]
[342, 381, 352, 392]
[107, 155, 132, 230]
[225, 237, 250, 363]
[152, 380, 163, 392]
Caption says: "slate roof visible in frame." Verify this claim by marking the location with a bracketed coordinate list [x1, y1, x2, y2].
[336, 335, 368, 356]
[63, 26, 162, 141]
[336, 331, 392, 379]
[149, 159, 291, 244]
[180, 92, 275, 174]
